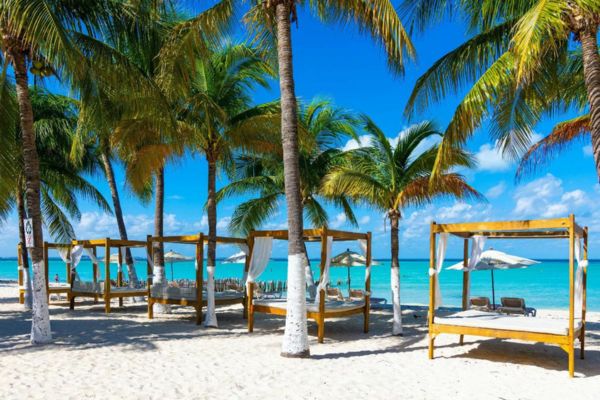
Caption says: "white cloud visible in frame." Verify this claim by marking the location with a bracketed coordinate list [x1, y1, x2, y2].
[167, 195, 184, 200]
[342, 134, 371, 151]
[486, 181, 507, 199]
[475, 143, 512, 172]
[216, 216, 231, 229]
[583, 145, 593, 157]
[330, 212, 347, 229]
[359, 215, 370, 225]
[561, 189, 587, 206]
[541, 203, 568, 218]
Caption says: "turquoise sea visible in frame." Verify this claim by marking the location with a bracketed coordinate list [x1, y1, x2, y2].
[1, 258, 598, 311]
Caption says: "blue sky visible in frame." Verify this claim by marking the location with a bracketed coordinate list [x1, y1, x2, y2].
[0, 4, 596, 259]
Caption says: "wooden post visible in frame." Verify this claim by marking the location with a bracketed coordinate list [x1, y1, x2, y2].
[318, 227, 328, 343]
[247, 281, 255, 332]
[66, 245, 72, 303]
[147, 235, 154, 320]
[242, 236, 253, 319]
[44, 241, 50, 301]
[196, 233, 204, 325]
[568, 215, 575, 377]
[104, 239, 111, 314]
[428, 222, 436, 359]
[460, 238, 469, 345]
[17, 243, 24, 304]
[364, 232, 371, 334]
[581, 226, 588, 360]
[92, 246, 99, 303]
[117, 246, 123, 307]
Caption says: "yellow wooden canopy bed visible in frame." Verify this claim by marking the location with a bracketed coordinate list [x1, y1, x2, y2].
[146, 234, 249, 325]
[246, 227, 372, 343]
[17, 242, 73, 304]
[428, 215, 588, 377]
[68, 238, 149, 313]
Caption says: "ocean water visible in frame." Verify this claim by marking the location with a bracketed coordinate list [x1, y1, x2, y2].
[1, 258, 598, 311]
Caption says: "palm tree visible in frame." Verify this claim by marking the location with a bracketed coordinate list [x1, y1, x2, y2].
[0, 0, 130, 343]
[402, 1, 600, 180]
[322, 118, 481, 335]
[244, 0, 415, 358]
[217, 99, 360, 298]
[179, 42, 277, 327]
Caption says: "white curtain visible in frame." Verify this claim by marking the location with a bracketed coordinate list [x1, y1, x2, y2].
[429, 233, 448, 309]
[57, 247, 71, 264]
[238, 243, 250, 284]
[574, 235, 587, 316]
[314, 236, 333, 304]
[246, 237, 273, 284]
[466, 235, 487, 303]
[359, 239, 370, 295]
[70, 245, 84, 281]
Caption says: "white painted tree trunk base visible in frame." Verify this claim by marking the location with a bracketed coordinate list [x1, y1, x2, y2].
[281, 254, 310, 356]
[22, 266, 33, 310]
[391, 266, 403, 336]
[30, 261, 52, 344]
[152, 265, 171, 314]
[305, 260, 316, 301]
[204, 266, 218, 328]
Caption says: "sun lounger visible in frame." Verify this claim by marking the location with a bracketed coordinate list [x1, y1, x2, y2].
[498, 297, 536, 316]
[469, 296, 492, 311]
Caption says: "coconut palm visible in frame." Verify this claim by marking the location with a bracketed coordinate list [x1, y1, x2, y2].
[0, 0, 134, 343]
[242, 0, 415, 358]
[0, 86, 110, 309]
[322, 118, 481, 335]
[217, 99, 360, 235]
[178, 42, 277, 327]
[402, 1, 600, 180]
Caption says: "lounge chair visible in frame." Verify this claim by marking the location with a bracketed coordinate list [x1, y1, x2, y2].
[498, 297, 536, 316]
[469, 296, 492, 311]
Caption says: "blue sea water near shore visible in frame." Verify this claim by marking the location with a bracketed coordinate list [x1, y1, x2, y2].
[1, 258, 598, 311]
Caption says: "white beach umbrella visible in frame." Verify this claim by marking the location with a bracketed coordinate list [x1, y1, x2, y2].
[164, 250, 193, 280]
[223, 251, 246, 264]
[447, 249, 539, 308]
[331, 248, 379, 296]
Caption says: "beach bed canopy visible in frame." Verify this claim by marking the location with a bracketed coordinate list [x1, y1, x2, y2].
[246, 227, 372, 343]
[146, 234, 248, 325]
[428, 215, 588, 377]
[69, 238, 149, 313]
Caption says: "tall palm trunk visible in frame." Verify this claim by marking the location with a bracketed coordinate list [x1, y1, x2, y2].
[16, 182, 33, 309]
[152, 167, 169, 313]
[579, 24, 600, 181]
[389, 209, 402, 335]
[204, 157, 218, 327]
[100, 150, 139, 286]
[11, 46, 52, 343]
[275, 2, 309, 358]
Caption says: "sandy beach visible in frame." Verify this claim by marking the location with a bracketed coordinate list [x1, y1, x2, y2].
[1, 281, 599, 400]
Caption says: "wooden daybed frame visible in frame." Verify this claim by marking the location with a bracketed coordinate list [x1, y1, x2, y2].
[69, 238, 149, 313]
[428, 215, 588, 377]
[18, 242, 72, 303]
[247, 227, 372, 343]
[146, 234, 249, 324]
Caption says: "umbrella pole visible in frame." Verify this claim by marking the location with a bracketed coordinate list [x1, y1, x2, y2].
[491, 268, 496, 310]
[347, 266, 351, 297]
[171, 262, 174, 281]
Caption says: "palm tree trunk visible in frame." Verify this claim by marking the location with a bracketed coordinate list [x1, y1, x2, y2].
[152, 167, 170, 313]
[16, 183, 33, 309]
[579, 25, 600, 181]
[389, 210, 403, 335]
[275, 1, 309, 358]
[11, 46, 52, 343]
[204, 157, 218, 327]
[100, 150, 139, 287]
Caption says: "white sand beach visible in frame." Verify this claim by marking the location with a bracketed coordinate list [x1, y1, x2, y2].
[1, 281, 599, 400]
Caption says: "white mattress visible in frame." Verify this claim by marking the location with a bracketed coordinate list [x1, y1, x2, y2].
[72, 281, 146, 294]
[254, 298, 365, 313]
[49, 283, 71, 289]
[150, 285, 244, 301]
[435, 309, 582, 336]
